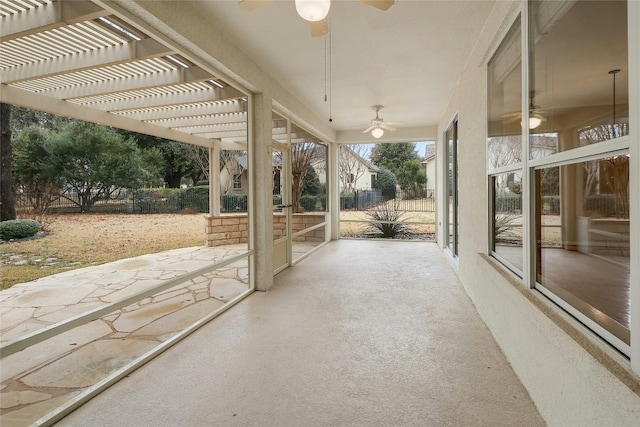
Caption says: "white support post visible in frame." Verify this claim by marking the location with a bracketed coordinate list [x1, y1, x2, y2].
[329, 142, 340, 240]
[251, 92, 274, 291]
[209, 143, 221, 216]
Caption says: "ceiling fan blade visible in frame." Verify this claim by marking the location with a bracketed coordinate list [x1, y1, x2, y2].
[363, 125, 377, 134]
[310, 18, 328, 37]
[380, 123, 397, 132]
[384, 121, 403, 126]
[360, 0, 395, 11]
[239, 0, 271, 12]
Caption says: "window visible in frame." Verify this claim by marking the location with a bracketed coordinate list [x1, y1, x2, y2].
[486, 0, 632, 355]
[529, 0, 630, 352]
[445, 118, 459, 257]
[371, 174, 377, 189]
[488, 17, 522, 274]
[233, 174, 242, 190]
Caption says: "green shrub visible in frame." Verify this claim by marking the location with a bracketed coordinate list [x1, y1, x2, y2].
[300, 195, 317, 211]
[318, 194, 327, 210]
[273, 195, 283, 206]
[221, 193, 248, 211]
[180, 186, 209, 212]
[340, 193, 355, 210]
[0, 219, 42, 240]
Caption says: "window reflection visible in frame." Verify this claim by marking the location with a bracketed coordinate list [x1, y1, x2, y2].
[487, 18, 522, 169]
[492, 173, 523, 273]
[529, 0, 629, 155]
[535, 157, 630, 344]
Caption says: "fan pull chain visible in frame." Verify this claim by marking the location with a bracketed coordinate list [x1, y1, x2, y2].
[324, 15, 332, 123]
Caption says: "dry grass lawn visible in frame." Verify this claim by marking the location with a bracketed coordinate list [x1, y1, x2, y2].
[1, 213, 206, 290]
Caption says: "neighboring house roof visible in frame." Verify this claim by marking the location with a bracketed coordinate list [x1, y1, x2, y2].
[423, 144, 436, 162]
[233, 154, 282, 171]
[344, 146, 380, 172]
[235, 154, 248, 170]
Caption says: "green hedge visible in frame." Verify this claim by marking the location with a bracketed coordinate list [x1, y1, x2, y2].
[300, 195, 317, 211]
[221, 193, 247, 211]
[340, 193, 355, 210]
[0, 219, 41, 240]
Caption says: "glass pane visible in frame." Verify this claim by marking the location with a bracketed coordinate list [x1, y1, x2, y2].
[535, 155, 630, 345]
[446, 120, 459, 255]
[447, 128, 454, 249]
[487, 17, 522, 169]
[492, 173, 523, 273]
[290, 123, 327, 213]
[529, 0, 629, 156]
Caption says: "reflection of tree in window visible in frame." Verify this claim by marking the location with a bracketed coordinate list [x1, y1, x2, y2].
[579, 124, 629, 146]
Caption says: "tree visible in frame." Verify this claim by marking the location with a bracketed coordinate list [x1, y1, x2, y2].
[291, 142, 324, 212]
[396, 159, 427, 197]
[339, 144, 369, 193]
[370, 142, 419, 176]
[10, 106, 69, 133]
[302, 165, 321, 195]
[1, 103, 16, 221]
[119, 130, 199, 188]
[49, 121, 152, 212]
[375, 167, 397, 191]
[12, 126, 64, 214]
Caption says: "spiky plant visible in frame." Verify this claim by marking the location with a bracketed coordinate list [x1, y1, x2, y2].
[365, 199, 411, 238]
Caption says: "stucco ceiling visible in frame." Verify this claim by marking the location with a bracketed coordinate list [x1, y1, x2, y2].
[186, 0, 496, 136]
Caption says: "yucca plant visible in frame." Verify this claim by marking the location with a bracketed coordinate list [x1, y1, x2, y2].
[365, 200, 411, 238]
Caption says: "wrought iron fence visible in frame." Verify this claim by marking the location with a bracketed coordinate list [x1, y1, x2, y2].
[339, 189, 436, 212]
[16, 187, 438, 215]
[15, 188, 246, 214]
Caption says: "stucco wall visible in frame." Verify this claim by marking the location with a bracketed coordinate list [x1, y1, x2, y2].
[437, 1, 640, 425]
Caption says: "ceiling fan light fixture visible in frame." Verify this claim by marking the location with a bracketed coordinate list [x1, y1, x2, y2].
[295, 0, 330, 22]
[371, 127, 384, 138]
[529, 114, 543, 129]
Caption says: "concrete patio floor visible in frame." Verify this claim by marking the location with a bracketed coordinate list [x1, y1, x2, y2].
[55, 240, 544, 427]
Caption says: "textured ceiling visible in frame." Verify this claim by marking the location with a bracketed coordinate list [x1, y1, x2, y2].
[188, 0, 496, 135]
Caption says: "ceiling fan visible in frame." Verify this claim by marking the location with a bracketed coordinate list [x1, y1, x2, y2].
[363, 105, 402, 139]
[239, 0, 394, 37]
[502, 91, 547, 129]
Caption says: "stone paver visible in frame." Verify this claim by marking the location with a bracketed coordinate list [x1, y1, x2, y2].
[0, 245, 249, 426]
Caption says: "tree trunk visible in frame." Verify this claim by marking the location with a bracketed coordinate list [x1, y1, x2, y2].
[0, 103, 16, 221]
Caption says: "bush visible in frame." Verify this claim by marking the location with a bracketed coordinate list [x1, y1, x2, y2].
[340, 193, 355, 210]
[375, 167, 397, 191]
[180, 186, 209, 212]
[300, 195, 317, 211]
[0, 219, 42, 240]
[318, 194, 327, 210]
[221, 193, 248, 212]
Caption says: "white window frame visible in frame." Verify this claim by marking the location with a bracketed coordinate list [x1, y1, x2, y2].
[486, 0, 639, 373]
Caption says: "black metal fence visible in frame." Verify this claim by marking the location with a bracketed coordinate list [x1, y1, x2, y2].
[15, 189, 245, 214]
[339, 189, 436, 212]
[16, 187, 438, 215]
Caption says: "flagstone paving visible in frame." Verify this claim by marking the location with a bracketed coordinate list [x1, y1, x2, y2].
[0, 245, 249, 427]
